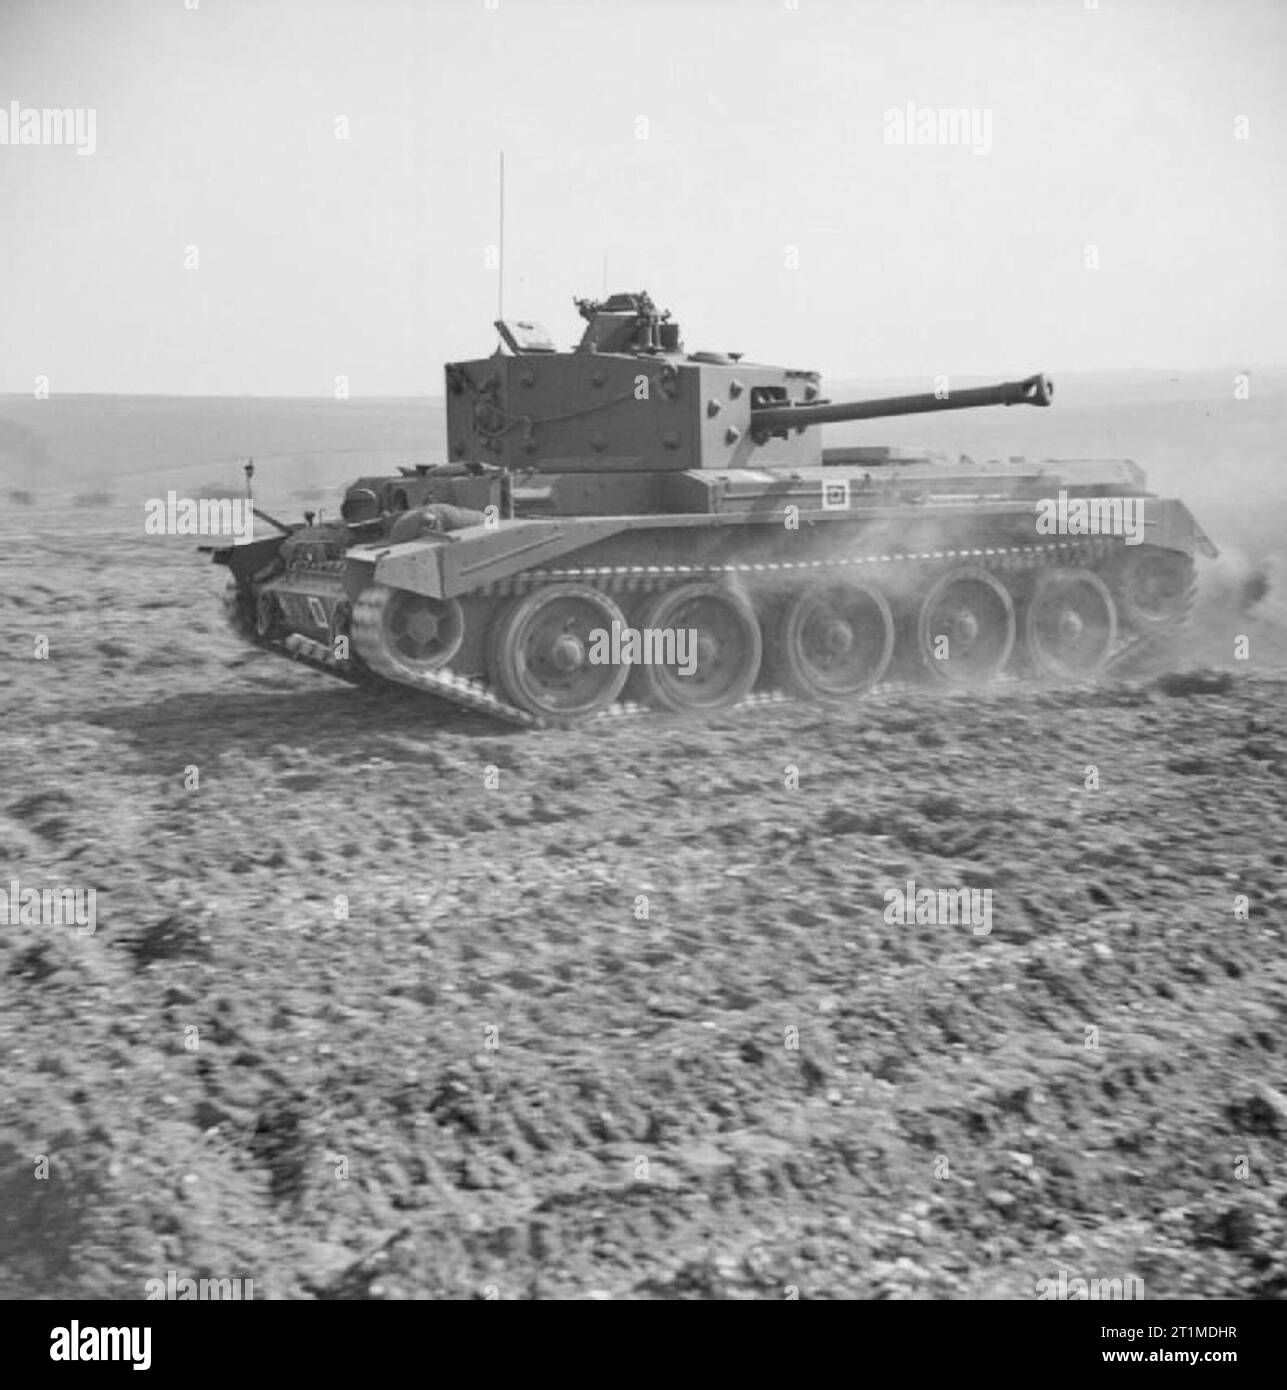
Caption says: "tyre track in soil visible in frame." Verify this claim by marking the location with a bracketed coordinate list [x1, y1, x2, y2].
[1, 530, 1285, 1298]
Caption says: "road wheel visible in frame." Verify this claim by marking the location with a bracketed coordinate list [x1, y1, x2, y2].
[487, 583, 630, 721]
[1024, 568, 1117, 679]
[768, 581, 894, 700]
[629, 582, 762, 712]
[917, 566, 1015, 685]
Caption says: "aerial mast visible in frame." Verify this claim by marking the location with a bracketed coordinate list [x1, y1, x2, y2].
[497, 149, 505, 322]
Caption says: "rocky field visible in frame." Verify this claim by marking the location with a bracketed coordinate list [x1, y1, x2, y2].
[1, 506, 1285, 1300]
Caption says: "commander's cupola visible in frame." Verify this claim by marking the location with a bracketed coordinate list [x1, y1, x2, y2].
[572, 291, 683, 355]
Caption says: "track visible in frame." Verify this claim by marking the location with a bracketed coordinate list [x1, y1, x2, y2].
[231, 537, 1195, 730]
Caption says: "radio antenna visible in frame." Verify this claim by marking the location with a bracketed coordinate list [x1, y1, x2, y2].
[497, 149, 505, 322]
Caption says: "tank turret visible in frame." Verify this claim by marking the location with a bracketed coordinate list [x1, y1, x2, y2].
[447, 292, 1051, 474]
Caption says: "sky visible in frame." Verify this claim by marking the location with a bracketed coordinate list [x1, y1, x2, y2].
[1, 0, 1284, 393]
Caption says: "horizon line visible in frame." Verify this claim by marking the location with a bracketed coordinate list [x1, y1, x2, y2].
[1, 364, 1284, 401]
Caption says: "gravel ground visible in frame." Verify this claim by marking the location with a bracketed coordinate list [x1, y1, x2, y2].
[1, 512, 1284, 1299]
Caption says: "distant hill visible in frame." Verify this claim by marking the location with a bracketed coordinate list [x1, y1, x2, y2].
[0, 395, 446, 511]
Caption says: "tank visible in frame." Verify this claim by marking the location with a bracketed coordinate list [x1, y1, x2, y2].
[209, 291, 1217, 728]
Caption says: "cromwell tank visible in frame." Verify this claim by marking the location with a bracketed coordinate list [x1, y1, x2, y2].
[210, 291, 1217, 727]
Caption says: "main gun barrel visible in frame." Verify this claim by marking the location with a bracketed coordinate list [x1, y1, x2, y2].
[751, 372, 1053, 442]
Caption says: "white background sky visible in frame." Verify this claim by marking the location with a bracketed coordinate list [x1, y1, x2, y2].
[1, 0, 1283, 393]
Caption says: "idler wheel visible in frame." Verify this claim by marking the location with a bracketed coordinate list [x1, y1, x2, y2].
[917, 566, 1015, 685]
[1024, 568, 1118, 679]
[488, 584, 630, 720]
[770, 581, 894, 700]
[1112, 548, 1197, 630]
[628, 582, 762, 713]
